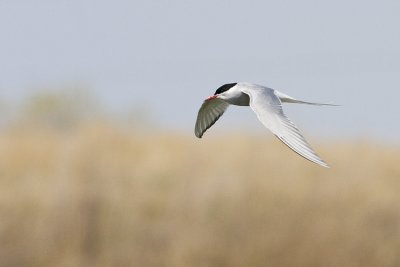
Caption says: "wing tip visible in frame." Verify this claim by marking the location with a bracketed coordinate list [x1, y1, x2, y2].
[278, 135, 331, 169]
[194, 130, 203, 138]
[317, 160, 330, 168]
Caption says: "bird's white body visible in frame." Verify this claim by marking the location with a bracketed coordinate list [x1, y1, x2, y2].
[195, 82, 335, 168]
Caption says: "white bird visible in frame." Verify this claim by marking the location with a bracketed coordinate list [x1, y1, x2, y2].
[195, 82, 336, 168]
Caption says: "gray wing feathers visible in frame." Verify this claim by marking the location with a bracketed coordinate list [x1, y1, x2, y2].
[274, 112, 329, 167]
[243, 88, 329, 168]
[195, 98, 229, 138]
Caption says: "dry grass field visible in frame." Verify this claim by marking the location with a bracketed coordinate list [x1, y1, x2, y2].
[0, 93, 399, 267]
[0, 123, 399, 267]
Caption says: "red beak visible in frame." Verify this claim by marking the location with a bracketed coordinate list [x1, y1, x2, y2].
[206, 95, 218, 101]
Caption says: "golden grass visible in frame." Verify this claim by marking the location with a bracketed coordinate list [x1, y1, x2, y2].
[0, 124, 399, 267]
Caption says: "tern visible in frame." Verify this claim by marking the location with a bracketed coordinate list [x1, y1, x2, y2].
[195, 82, 336, 168]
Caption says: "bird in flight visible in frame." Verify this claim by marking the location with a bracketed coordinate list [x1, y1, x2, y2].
[195, 82, 336, 168]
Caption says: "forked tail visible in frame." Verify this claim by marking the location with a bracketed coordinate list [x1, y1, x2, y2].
[275, 90, 339, 106]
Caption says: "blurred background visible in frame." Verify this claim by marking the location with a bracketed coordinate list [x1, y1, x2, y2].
[1, 1, 400, 266]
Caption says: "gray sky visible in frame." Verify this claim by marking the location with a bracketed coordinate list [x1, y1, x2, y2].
[1, 0, 400, 140]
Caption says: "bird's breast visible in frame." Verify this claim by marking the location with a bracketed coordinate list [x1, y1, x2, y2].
[225, 92, 250, 106]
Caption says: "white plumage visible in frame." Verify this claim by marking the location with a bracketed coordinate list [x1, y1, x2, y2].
[195, 82, 336, 168]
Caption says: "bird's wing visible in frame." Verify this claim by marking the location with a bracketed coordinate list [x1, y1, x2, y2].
[195, 98, 230, 138]
[242, 88, 329, 168]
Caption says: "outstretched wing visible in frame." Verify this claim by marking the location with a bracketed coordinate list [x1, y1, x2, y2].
[195, 98, 229, 138]
[242, 87, 329, 168]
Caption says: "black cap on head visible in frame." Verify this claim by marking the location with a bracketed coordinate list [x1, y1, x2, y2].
[214, 83, 237, 95]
